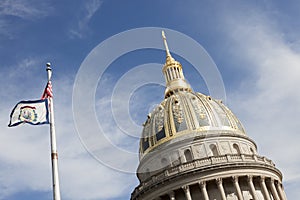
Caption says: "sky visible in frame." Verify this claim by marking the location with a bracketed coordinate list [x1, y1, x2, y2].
[0, 0, 300, 199]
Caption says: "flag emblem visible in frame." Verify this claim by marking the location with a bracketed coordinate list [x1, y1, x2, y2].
[18, 106, 38, 123]
[8, 99, 50, 127]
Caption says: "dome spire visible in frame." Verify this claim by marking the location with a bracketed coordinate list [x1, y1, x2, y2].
[161, 30, 192, 98]
[162, 31, 171, 58]
[162, 30, 176, 64]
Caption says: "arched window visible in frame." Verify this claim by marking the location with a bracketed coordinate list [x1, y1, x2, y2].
[209, 144, 218, 156]
[184, 149, 193, 162]
[233, 143, 241, 154]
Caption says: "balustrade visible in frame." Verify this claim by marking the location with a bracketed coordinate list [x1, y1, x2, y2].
[135, 154, 277, 194]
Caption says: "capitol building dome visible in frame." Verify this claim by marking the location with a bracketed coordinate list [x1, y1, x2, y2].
[139, 90, 246, 159]
[131, 32, 287, 200]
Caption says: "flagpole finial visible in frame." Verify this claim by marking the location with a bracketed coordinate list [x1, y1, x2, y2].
[46, 62, 52, 81]
[46, 62, 51, 70]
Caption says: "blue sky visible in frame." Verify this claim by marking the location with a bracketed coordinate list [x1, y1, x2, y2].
[1, 0, 300, 199]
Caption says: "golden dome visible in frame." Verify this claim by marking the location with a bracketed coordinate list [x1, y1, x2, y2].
[139, 31, 245, 159]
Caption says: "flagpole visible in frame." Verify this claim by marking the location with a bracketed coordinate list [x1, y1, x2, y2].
[46, 62, 61, 200]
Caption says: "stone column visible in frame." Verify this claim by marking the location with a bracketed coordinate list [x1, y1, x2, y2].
[172, 68, 178, 79]
[232, 176, 243, 200]
[276, 182, 288, 200]
[199, 181, 209, 200]
[247, 176, 258, 200]
[169, 68, 174, 80]
[260, 176, 271, 200]
[269, 179, 280, 200]
[165, 69, 170, 81]
[182, 185, 192, 200]
[168, 191, 176, 200]
[216, 178, 226, 200]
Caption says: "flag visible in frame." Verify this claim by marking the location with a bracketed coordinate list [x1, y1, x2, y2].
[8, 99, 49, 127]
[41, 81, 53, 99]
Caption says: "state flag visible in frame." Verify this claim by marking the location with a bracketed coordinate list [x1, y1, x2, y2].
[8, 99, 49, 127]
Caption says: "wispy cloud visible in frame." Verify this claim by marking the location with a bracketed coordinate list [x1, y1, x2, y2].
[0, 0, 49, 19]
[0, 57, 47, 103]
[0, 0, 52, 39]
[219, 5, 300, 198]
[69, 0, 103, 39]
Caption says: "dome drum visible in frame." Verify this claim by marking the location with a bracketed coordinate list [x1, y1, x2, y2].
[137, 132, 258, 182]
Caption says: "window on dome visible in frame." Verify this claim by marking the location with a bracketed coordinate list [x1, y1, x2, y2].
[209, 144, 218, 156]
[184, 149, 193, 162]
[232, 143, 241, 154]
[142, 138, 149, 152]
[156, 128, 166, 141]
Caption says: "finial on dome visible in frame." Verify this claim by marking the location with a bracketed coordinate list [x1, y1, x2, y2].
[162, 31, 172, 58]
[161, 30, 192, 98]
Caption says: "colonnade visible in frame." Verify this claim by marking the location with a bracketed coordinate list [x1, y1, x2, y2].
[164, 66, 184, 82]
[156, 176, 287, 200]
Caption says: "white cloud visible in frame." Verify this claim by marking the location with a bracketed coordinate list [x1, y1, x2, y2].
[0, 0, 52, 38]
[0, 0, 49, 19]
[69, 0, 103, 39]
[220, 7, 300, 198]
